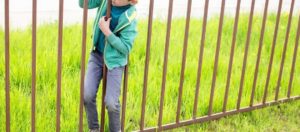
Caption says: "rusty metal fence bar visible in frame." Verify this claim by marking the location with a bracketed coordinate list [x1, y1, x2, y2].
[121, 56, 129, 132]
[56, 0, 64, 132]
[236, 0, 255, 110]
[31, 0, 37, 131]
[140, 0, 154, 130]
[158, 0, 174, 130]
[288, 14, 300, 98]
[263, 0, 283, 104]
[208, 0, 226, 115]
[250, 0, 269, 107]
[238, 0, 256, 109]
[176, 0, 192, 123]
[4, 0, 10, 131]
[78, 0, 89, 131]
[223, 0, 241, 112]
[193, 0, 209, 118]
[100, 0, 111, 131]
[3, 0, 300, 132]
[275, 0, 295, 101]
[100, 64, 107, 132]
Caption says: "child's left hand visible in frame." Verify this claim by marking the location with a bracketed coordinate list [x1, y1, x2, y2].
[99, 16, 112, 37]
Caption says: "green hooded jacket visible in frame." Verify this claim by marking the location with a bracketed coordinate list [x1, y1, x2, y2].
[79, 0, 138, 70]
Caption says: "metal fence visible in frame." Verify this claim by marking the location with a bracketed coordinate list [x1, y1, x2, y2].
[3, 0, 300, 131]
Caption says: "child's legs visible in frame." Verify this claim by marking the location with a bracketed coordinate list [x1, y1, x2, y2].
[84, 51, 104, 129]
[105, 66, 125, 132]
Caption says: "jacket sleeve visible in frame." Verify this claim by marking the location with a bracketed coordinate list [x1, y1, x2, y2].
[107, 21, 138, 55]
[79, 0, 102, 9]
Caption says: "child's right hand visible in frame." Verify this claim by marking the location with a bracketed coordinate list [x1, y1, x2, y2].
[99, 16, 112, 37]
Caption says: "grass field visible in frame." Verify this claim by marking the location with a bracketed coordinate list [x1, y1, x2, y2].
[0, 13, 300, 131]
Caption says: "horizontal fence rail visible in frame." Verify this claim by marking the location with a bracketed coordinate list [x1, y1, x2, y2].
[2, 0, 300, 132]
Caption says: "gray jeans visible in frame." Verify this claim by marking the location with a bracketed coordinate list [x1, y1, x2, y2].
[84, 50, 124, 132]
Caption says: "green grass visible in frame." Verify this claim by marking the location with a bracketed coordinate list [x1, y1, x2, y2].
[0, 13, 300, 131]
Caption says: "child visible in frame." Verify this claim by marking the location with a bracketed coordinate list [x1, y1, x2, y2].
[79, 0, 138, 131]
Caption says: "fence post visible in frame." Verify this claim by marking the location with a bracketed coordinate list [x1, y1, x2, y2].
[56, 0, 64, 131]
[275, 0, 295, 101]
[287, 14, 300, 98]
[140, 0, 154, 130]
[263, 0, 283, 104]
[5, 0, 10, 131]
[193, 0, 209, 118]
[79, 0, 89, 131]
[222, 0, 241, 112]
[236, 0, 255, 110]
[100, 1, 112, 132]
[208, 0, 226, 115]
[31, 0, 37, 131]
[176, 0, 192, 123]
[158, 0, 174, 130]
[250, 0, 269, 107]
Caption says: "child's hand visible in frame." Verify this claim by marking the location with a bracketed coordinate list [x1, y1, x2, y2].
[99, 16, 112, 37]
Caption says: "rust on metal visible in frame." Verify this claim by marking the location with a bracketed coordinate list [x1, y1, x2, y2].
[176, 0, 192, 123]
[193, 0, 209, 118]
[250, 0, 269, 107]
[158, 0, 174, 130]
[236, 0, 256, 110]
[223, 0, 241, 112]
[100, 1, 112, 131]
[263, 0, 283, 104]
[79, 0, 89, 131]
[208, 0, 226, 115]
[140, 0, 154, 130]
[275, 0, 295, 101]
[32, 0, 37, 131]
[287, 14, 300, 98]
[5, 0, 10, 131]
[121, 57, 129, 132]
[56, 0, 64, 131]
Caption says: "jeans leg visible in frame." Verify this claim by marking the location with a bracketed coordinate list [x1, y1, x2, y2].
[84, 51, 104, 129]
[105, 66, 124, 132]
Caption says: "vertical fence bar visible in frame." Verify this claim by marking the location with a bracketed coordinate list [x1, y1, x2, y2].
[275, 0, 295, 101]
[222, 0, 241, 112]
[78, 0, 88, 131]
[100, 1, 112, 131]
[31, 0, 37, 131]
[208, 0, 226, 115]
[56, 0, 64, 131]
[4, 0, 10, 131]
[250, 0, 269, 106]
[121, 57, 129, 132]
[193, 0, 209, 118]
[100, 68, 107, 132]
[263, 0, 283, 104]
[158, 0, 174, 129]
[176, 0, 192, 123]
[236, 0, 256, 110]
[100, 69, 107, 132]
[287, 14, 300, 98]
[140, 0, 154, 130]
